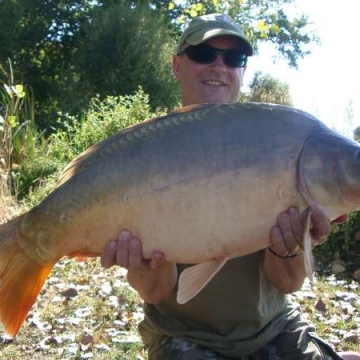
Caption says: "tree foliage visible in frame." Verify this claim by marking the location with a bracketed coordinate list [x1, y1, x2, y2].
[163, 0, 317, 67]
[247, 71, 292, 105]
[75, 1, 180, 113]
[0, 0, 94, 129]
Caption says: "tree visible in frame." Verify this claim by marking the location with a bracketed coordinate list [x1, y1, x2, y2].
[0, 0, 94, 130]
[247, 71, 292, 105]
[75, 1, 180, 112]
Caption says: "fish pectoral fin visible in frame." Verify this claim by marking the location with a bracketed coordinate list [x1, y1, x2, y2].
[302, 209, 314, 282]
[177, 257, 228, 304]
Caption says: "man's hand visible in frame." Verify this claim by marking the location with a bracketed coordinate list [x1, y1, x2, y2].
[101, 230, 165, 271]
[101, 230, 178, 304]
[268, 207, 339, 257]
[265, 207, 332, 293]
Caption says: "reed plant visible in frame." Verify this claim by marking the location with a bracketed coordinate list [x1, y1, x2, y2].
[0, 59, 37, 191]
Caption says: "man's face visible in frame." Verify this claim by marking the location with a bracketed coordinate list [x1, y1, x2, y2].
[173, 35, 246, 106]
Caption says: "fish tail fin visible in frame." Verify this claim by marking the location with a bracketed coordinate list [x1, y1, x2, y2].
[0, 216, 54, 337]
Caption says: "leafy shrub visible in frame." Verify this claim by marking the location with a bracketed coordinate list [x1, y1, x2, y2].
[49, 87, 163, 163]
[314, 211, 360, 272]
[15, 151, 62, 201]
[17, 88, 164, 204]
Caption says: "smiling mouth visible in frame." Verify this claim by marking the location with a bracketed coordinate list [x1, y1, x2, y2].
[203, 80, 226, 86]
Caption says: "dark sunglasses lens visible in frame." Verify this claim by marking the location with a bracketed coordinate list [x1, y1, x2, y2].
[184, 45, 247, 68]
[186, 46, 216, 63]
[224, 49, 247, 67]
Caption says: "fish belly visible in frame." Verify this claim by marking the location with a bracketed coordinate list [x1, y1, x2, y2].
[46, 164, 303, 264]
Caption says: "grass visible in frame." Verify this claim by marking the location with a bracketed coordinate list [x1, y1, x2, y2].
[0, 257, 358, 359]
[0, 258, 148, 359]
[293, 274, 360, 354]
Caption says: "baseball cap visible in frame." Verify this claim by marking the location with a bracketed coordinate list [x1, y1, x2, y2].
[176, 13, 253, 56]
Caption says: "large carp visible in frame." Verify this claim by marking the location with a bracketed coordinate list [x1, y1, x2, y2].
[1, 102, 360, 337]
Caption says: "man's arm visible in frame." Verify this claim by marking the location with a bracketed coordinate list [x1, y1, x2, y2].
[101, 230, 178, 304]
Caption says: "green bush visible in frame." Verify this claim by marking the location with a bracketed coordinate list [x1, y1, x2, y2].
[49, 87, 162, 163]
[314, 211, 360, 272]
[15, 151, 62, 201]
[18, 88, 163, 204]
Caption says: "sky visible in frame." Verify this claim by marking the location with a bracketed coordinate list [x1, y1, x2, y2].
[244, 0, 360, 138]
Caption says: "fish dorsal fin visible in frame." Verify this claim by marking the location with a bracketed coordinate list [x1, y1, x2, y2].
[55, 142, 101, 186]
[177, 257, 228, 304]
[302, 209, 314, 282]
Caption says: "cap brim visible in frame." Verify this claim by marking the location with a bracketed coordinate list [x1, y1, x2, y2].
[186, 29, 253, 56]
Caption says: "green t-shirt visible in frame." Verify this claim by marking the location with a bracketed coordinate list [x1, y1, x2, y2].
[139, 251, 301, 357]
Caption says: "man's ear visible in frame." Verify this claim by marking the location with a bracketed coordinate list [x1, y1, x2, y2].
[172, 55, 181, 79]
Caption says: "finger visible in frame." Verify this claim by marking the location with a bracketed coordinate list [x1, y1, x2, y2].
[128, 236, 145, 270]
[270, 226, 289, 257]
[310, 210, 331, 244]
[116, 230, 132, 268]
[278, 212, 300, 253]
[288, 208, 303, 245]
[149, 251, 165, 270]
[100, 240, 118, 268]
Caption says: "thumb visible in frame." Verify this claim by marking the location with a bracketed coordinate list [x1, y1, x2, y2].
[309, 208, 331, 244]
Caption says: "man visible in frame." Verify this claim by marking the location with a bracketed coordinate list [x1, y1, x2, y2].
[101, 14, 360, 360]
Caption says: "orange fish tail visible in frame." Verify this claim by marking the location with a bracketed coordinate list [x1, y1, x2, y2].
[0, 216, 54, 337]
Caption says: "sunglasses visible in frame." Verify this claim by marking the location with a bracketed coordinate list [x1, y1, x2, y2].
[177, 44, 248, 68]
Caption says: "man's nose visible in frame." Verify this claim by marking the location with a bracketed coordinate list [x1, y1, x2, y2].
[211, 53, 227, 68]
